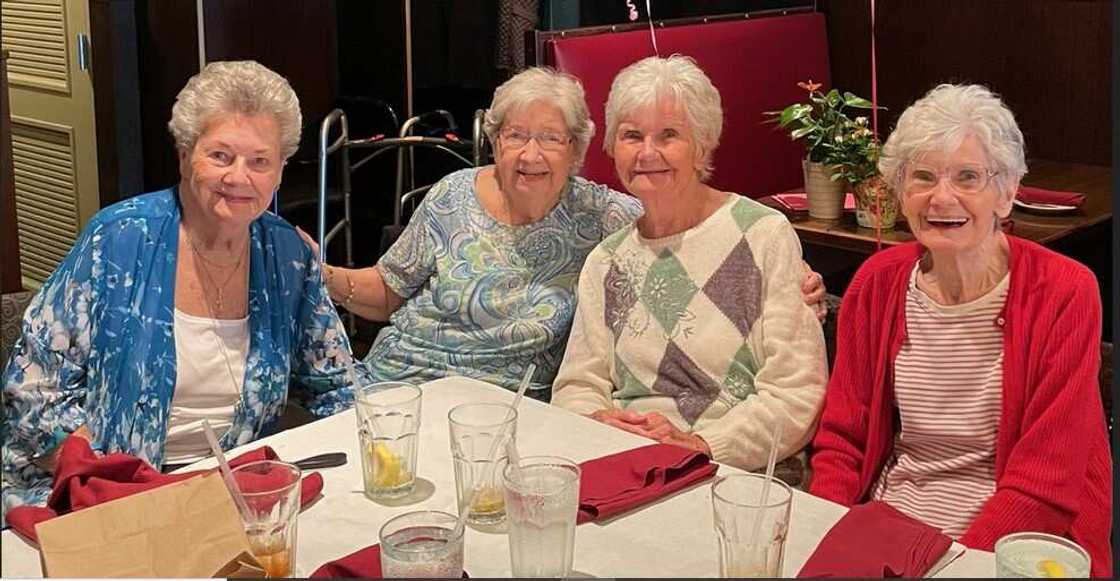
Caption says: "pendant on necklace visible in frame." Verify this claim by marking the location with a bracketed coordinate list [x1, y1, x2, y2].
[215, 288, 224, 312]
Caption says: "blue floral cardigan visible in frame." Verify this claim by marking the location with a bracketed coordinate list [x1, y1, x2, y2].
[2, 188, 358, 520]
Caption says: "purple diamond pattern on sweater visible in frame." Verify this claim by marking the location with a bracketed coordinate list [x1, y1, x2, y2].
[603, 260, 638, 340]
[702, 238, 762, 337]
[651, 341, 722, 425]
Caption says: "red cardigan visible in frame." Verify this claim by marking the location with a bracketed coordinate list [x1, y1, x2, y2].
[809, 236, 1112, 577]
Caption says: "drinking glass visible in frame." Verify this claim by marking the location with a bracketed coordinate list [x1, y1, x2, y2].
[711, 473, 792, 578]
[231, 460, 302, 578]
[502, 455, 581, 577]
[356, 381, 422, 500]
[448, 402, 517, 526]
[379, 510, 465, 578]
[995, 532, 1090, 578]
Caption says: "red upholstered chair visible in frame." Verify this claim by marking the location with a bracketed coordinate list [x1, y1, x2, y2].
[538, 12, 831, 199]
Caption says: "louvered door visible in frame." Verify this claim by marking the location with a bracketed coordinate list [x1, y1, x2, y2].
[2, 0, 98, 289]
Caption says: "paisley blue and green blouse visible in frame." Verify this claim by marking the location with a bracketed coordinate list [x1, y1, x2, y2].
[2, 188, 358, 522]
[366, 167, 643, 397]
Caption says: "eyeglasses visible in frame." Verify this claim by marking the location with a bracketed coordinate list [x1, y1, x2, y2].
[499, 128, 571, 151]
[902, 163, 1000, 195]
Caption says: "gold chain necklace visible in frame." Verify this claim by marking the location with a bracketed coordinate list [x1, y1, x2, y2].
[183, 227, 249, 313]
[178, 227, 250, 416]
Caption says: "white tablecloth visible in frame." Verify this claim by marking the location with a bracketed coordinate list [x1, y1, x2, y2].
[1, 377, 995, 577]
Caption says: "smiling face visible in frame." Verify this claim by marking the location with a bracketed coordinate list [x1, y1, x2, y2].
[610, 98, 705, 203]
[178, 112, 283, 229]
[899, 133, 1014, 255]
[492, 100, 576, 204]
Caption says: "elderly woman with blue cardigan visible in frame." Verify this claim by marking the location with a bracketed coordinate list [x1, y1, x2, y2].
[2, 61, 359, 522]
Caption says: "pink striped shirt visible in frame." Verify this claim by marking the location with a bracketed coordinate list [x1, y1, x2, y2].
[871, 264, 1009, 538]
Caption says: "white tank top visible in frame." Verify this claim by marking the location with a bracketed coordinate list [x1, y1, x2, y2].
[164, 308, 250, 465]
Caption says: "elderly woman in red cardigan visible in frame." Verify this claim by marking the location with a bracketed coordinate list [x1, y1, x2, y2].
[808, 83, 1111, 577]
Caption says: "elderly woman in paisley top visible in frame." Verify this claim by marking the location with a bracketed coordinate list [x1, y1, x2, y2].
[551, 56, 828, 472]
[303, 66, 827, 400]
[2, 61, 358, 521]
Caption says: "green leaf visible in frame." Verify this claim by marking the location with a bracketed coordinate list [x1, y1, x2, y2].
[790, 125, 816, 139]
[825, 89, 841, 108]
[780, 104, 812, 127]
[842, 92, 874, 108]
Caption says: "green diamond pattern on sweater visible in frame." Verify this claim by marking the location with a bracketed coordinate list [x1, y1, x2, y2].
[599, 223, 634, 254]
[640, 249, 698, 335]
[731, 197, 776, 232]
[613, 358, 649, 407]
[724, 343, 759, 400]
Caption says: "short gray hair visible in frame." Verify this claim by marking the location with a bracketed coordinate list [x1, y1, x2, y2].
[879, 83, 1027, 195]
[603, 55, 723, 181]
[168, 60, 302, 159]
[483, 67, 595, 172]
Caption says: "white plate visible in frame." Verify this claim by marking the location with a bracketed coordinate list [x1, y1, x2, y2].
[1013, 198, 1079, 215]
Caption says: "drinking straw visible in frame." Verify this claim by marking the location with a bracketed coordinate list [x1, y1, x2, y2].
[201, 419, 254, 520]
[503, 364, 536, 482]
[453, 363, 536, 535]
[746, 420, 785, 552]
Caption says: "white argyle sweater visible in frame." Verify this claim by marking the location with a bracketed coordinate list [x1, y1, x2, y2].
[552, 195, 827, 471]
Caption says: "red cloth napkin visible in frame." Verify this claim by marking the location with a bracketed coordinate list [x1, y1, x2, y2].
[577, 443, 718, 524]
[6, 435, 323, 545]
[796, 501, 953, 578]
[310, 544, 469, 578]
[772, 192, 857, 212]
[1017, 185, 1085, 207]
[311, 544, 383, 578]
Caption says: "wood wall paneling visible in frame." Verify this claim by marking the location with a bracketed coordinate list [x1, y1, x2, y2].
[201, 0, 338, 144]
[91, 0, 144, 206]
[820, 0, 1111, 165]
[135, 0, 200, 191]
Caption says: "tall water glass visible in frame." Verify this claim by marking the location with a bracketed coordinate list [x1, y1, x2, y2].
[379, 510, 465, 578]
[448, 402, 517, 525]
[356, 381, 422, 500]
[502, 455, 581, 577]
[711, 473, 793, 578]
[995, 532, 1090, 578]
[231, 460, 302, 578]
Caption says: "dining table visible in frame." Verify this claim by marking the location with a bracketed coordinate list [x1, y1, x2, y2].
[0, 376, 996, 578]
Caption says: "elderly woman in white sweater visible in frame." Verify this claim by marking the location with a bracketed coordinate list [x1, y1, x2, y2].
[551, 55, 827, 472]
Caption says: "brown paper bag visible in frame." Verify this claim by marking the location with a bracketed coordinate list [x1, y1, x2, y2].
[36, 472, 266, 577]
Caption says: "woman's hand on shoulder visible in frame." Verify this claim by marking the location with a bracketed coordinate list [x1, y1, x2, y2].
[295, 226, 322, 262]
[801, 261, 827, 322]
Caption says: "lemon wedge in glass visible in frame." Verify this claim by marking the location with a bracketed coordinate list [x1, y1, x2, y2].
[370, 443, 408, 488]
[1037, 559, 1068, 578]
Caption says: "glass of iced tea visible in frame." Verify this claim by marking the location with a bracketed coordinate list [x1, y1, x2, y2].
[448, 402, 517, 527]
[231, 460, 302, 578]
[356, 382, 422, 500]
[379, 510, 465, 578]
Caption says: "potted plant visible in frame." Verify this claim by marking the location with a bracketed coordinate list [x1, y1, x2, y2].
[766, 81, 876, 220]
[832, 118, 898, 230]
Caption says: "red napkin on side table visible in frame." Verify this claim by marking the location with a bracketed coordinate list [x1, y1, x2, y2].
[796, 500, 953, 578]
[1017, 185, 1086, 207]
[577, 443, 718, 524]
[6, 435, 323, 544]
